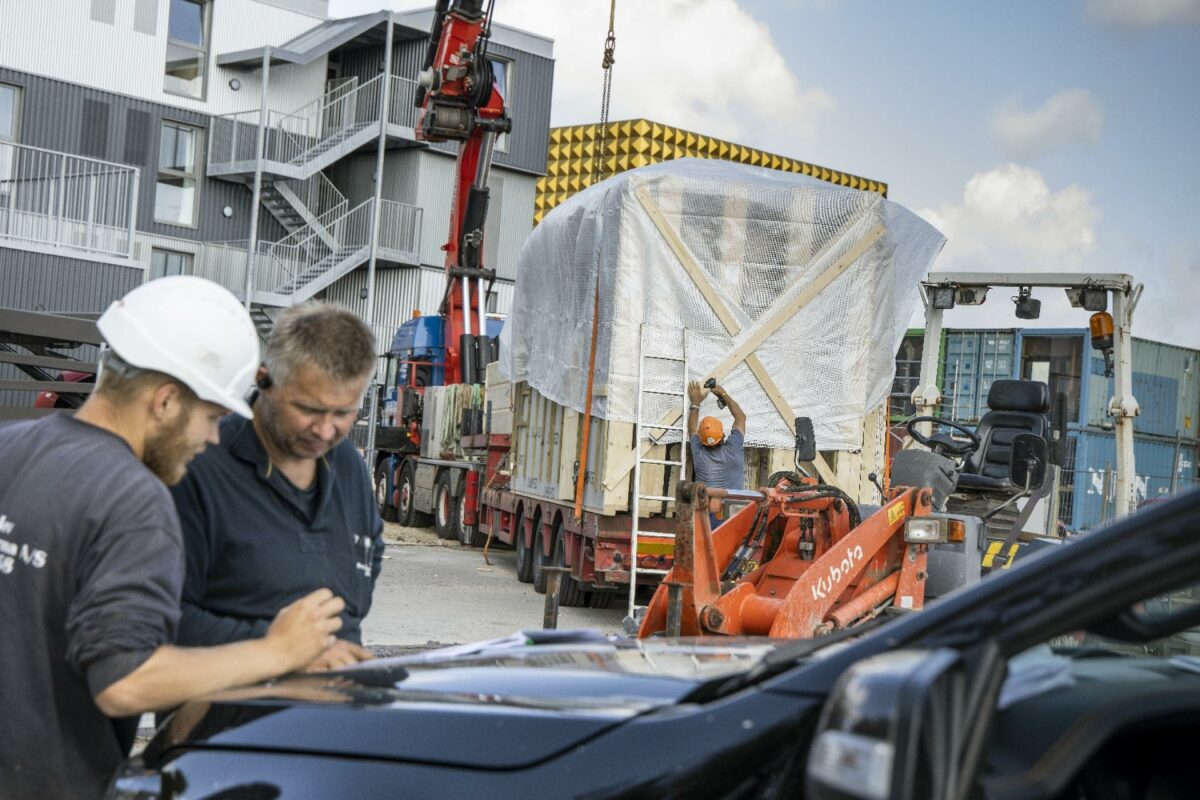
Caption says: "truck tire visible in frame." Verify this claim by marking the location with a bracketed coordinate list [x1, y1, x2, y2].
[456, 476, 487, 548]
[587, 591, 616, 610]
[374, 460, 398, 523]
[514, 506, 533, 583]
[433, 471, 458, 540]
[535, 515, 556, 592]
[397, 462, 431, 529]
[552, 531, 586, 607]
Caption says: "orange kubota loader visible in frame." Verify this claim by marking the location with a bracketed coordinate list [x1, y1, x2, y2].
[636, 411, 1049, 639]
[636, 475, 942, 639]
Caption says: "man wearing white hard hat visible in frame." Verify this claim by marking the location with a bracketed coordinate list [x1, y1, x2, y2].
[0, 277, 347, 800]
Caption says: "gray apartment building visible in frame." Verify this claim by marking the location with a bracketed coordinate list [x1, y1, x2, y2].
[0, 0, 553, 357]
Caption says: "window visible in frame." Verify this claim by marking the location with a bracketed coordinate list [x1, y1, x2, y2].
[164, 0, 209, 98]
[0, 84, 21, 204]
[151, 248, 193, 279]
[0, 83, 21, 142]
[489, 59, 511, 152]
[1020, 336, 1083, 423]
[155, 121, 200, 226]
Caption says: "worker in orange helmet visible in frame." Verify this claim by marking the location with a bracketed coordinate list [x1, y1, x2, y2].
[687, 379, 747, 528]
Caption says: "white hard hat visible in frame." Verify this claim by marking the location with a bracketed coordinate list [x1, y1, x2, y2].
[98, 276, 259, 418]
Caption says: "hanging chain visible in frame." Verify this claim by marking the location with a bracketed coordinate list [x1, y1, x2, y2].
[593, 0, 617, 184]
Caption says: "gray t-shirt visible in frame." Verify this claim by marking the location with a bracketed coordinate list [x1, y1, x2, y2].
[0, 414, 183, 800]
[690, 428, 746, 490]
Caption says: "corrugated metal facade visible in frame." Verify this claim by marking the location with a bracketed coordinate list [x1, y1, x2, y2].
[0, 0, 324, 116]
[0, 67, 286, 245]
[1061, 430, 1199, 530]
[322, 148, 531, 280]
[408, 151, 533, 281]
[0, 248, 139, 311]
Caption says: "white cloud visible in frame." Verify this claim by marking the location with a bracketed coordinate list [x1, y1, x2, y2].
[329, 0, 834, 149]
[915, 165, 1103, 329]
[989, 90, 1103, 159]
[1085, 0, 1200, 27]
[920, 164, 1099, 267]
[912, 167, 1195, 348]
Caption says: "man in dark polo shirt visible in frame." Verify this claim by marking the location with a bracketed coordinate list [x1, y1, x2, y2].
[172, 302, 384, 671]
[0, 278, 347, 800]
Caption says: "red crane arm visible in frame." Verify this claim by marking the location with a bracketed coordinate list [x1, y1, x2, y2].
[415, 0, 510, 385]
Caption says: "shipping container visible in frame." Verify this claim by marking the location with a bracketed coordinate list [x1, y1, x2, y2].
[893, 328, 1200, 441]
[889, 328, 943, 422]
[1057, 430, 1199, 531]
[1085, 336, 1200, 441]
[940, 330, 1018, 423]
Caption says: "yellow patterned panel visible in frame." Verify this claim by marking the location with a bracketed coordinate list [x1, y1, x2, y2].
[535, 119, 888, 223]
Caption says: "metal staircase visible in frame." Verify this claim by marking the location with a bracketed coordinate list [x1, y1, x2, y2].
[208, 74, 389, 181]
[201, 74, 424, 333]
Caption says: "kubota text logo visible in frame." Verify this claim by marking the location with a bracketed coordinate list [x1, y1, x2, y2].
[811, 544, 865, 600]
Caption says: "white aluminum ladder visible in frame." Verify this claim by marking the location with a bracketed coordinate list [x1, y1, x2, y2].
[627, 324, 689, 623]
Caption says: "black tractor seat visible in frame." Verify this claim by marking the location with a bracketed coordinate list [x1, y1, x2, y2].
[956, 379, 1051, 493]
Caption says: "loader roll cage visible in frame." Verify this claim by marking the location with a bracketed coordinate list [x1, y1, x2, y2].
[913, 272, 1142, 519]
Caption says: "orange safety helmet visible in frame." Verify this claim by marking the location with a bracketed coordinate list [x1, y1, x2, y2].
[698, 416, 724, 447]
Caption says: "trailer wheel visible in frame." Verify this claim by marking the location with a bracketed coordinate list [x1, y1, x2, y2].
[433, 471, 458, 540]
[552, 530, 586, 607]
[587, 591, 616, 610]
[514, 506, 533, 583]
[532, 517, 550, 594]
[456, 476, 487, 548]
[397, 462, 431, 529]
[374, 460, 398, 523]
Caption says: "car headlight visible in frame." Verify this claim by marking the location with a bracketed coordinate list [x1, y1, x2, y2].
[904, 517, 947, 544]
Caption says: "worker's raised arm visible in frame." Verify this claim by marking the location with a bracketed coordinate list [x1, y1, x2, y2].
[687, 381, 707, 436]
[713, 385, 747, 433]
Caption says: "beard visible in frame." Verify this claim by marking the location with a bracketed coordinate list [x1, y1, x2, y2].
[143, 409, 194, 485]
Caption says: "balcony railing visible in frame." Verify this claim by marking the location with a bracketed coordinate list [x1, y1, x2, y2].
[379, 198, 422, 261]
[0, 141, 138, 258]
[210, 74, 385, 174]
[388, 76, 419, 129]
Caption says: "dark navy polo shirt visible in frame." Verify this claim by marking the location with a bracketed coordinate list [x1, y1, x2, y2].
[170, 413, 383, 647]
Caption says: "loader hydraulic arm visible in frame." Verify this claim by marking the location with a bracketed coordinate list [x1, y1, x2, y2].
[416, 0, 512, 385]
[638, 480, 936, 639]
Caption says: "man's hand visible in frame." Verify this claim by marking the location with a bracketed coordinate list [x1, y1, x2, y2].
[688, 380, 708, 406]
[710, 383, 728, 400]
[303, 639, 374, 673]
[264, 588, 345, 674]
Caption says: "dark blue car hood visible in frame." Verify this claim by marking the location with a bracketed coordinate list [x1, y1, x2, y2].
[148, 639, 776, 769]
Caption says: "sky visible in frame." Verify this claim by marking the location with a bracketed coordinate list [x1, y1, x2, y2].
[329, 0, 1200, 348]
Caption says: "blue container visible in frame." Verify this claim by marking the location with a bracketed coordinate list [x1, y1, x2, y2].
[1061, 430, 1198, 531]
[940, 330, 1017, 423]
[1085, 337, 1200, 440]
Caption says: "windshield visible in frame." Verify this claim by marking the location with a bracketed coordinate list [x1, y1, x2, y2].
[1049, 582, 1200, 658]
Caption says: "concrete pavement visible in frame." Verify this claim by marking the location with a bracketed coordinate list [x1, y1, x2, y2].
[362, 523, 628, 648]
